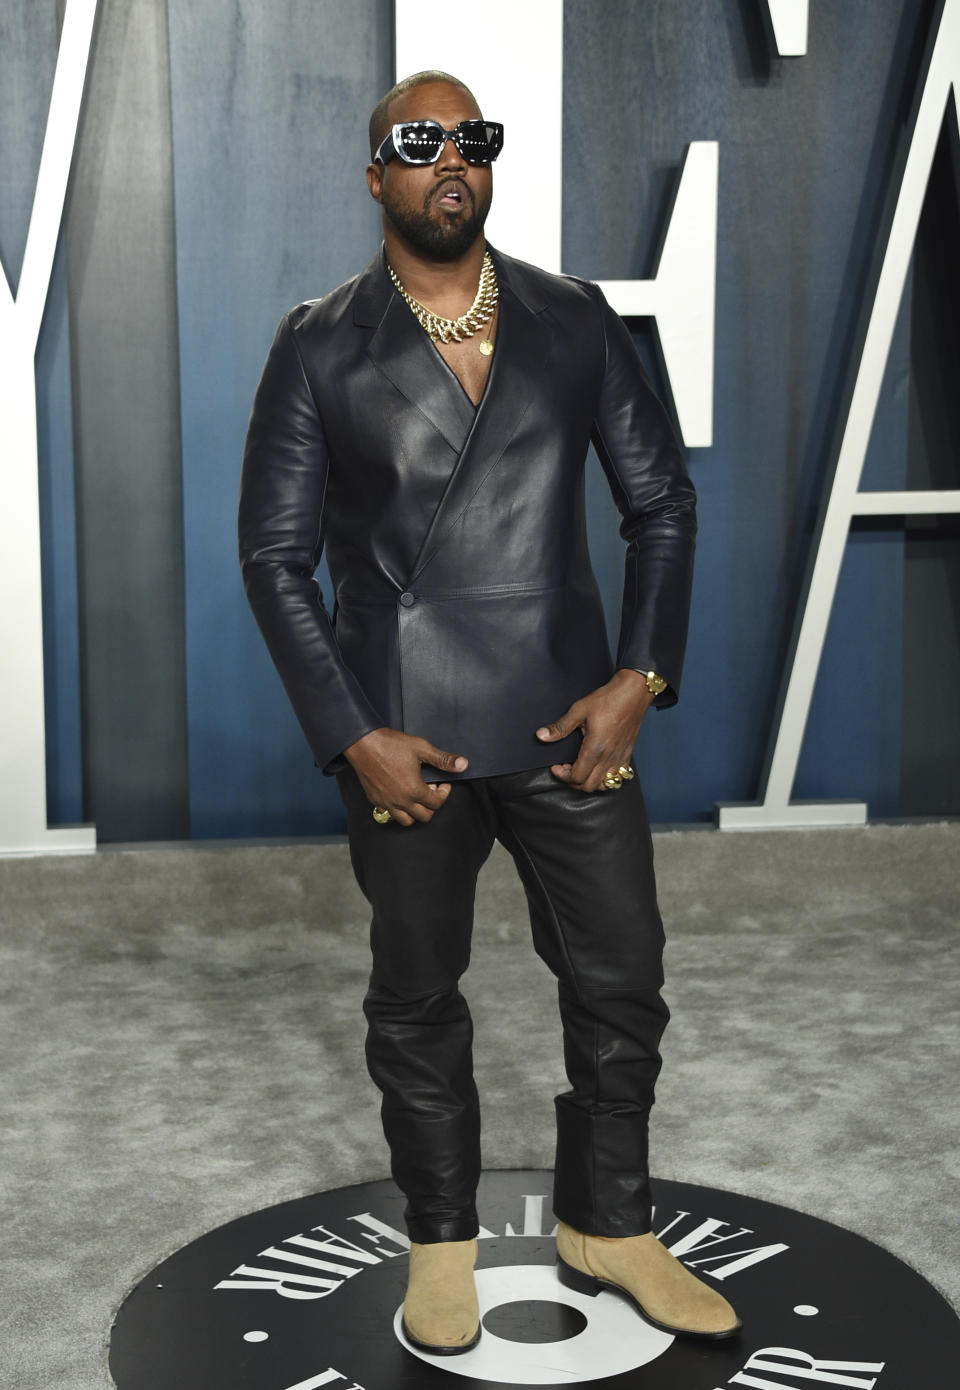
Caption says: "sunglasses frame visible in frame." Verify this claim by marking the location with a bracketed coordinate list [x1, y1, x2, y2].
[375, 119, 504, 167]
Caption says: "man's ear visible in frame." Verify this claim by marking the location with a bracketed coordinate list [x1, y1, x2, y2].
[366, 162, 383, 204]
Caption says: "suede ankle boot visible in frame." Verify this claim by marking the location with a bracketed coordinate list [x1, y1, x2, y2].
[556, 1222, 741, 1340]
[401, 1238, 481, 1354]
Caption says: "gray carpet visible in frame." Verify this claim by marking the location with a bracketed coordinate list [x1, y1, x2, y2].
[1, 821, 958, 1388]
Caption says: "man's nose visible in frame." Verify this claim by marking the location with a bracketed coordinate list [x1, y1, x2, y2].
[435, 135, 466, 171]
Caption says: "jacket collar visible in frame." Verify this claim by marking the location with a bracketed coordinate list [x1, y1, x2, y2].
[351, 242, 550, 326]
[357, 245, 477, 453]
[355, 243, 555, 584]
[352, 243, 394, 327]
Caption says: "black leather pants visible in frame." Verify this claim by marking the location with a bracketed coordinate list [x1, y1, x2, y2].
[337, 764, 670, 1244]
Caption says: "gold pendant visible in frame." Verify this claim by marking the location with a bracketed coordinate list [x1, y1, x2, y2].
[478, 339, 494, 356]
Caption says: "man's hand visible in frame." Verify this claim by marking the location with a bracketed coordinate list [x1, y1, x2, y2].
[535, 668, 655, 792]
[344, 727, 468, 826]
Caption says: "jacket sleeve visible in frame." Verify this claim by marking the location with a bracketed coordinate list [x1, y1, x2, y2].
[238, 313, 383, 770]
[589, 285, 697, 708]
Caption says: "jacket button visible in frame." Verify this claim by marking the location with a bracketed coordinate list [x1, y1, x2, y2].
[399, 591, 416, 607]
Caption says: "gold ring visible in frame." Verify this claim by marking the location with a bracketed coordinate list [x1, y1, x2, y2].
[372, 806, 392, 824]
[602, 772, 623, 790]
[618, 765, 635, 780]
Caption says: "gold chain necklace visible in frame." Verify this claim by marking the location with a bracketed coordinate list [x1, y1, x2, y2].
[387, 251, 498, 354]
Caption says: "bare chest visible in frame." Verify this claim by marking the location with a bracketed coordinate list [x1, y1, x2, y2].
[432, 305, 498, 406]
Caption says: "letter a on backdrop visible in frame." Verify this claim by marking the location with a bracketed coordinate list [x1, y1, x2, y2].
[0, 0, 98, 854]
[718, 0, 960, 830]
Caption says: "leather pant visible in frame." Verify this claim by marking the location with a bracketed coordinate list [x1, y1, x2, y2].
[337, 764, 670, 1244]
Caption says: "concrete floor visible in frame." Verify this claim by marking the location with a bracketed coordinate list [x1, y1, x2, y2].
[1, 820, 958, 1388]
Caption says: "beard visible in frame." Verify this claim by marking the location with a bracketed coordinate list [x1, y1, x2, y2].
[381, 179, 491, 261]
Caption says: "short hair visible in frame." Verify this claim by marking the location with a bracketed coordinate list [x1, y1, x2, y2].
[368, 71, 477, 158]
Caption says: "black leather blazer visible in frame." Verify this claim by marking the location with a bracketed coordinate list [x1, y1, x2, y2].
[238, 245, 696, 779]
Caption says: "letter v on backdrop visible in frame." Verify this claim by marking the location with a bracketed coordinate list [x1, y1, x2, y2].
[719, 0, 960, 829]
[0, 0, 98, 856]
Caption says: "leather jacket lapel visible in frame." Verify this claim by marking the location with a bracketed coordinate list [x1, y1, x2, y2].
[359, 248, 477, 455]
[408, 252, 553, 585]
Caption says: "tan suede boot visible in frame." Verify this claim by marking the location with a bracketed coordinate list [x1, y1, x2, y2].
[401, 1238, 481, 1355]
[556, 1222, 741, 1340]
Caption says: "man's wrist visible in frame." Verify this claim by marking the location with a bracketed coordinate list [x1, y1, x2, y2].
[619, 667, 668, 697]
[343, 726, 389, 766]
[615, 667, 663, 694]
[611, 669, 656, 708]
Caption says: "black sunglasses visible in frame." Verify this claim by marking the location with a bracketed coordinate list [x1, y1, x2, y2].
[375, 119, 504, 167]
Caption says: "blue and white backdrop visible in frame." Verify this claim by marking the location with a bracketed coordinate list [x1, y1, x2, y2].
[2, 0, 958, 846]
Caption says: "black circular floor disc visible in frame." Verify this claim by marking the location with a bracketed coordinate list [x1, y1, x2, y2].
[108, 1169, 959, 1390]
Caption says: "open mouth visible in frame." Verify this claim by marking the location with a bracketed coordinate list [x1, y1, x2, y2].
[434, 179, 470, 211]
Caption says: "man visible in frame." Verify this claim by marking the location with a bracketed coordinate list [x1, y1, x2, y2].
[239, 70, 739, 1355]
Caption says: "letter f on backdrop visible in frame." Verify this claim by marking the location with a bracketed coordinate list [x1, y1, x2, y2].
[0, 0, 98, 854]
[394, 0, 718, 449]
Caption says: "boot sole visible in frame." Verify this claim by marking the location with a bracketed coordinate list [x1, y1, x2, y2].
[401, 1316, 482, 1356]
[556, 1254, 742, 1342]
